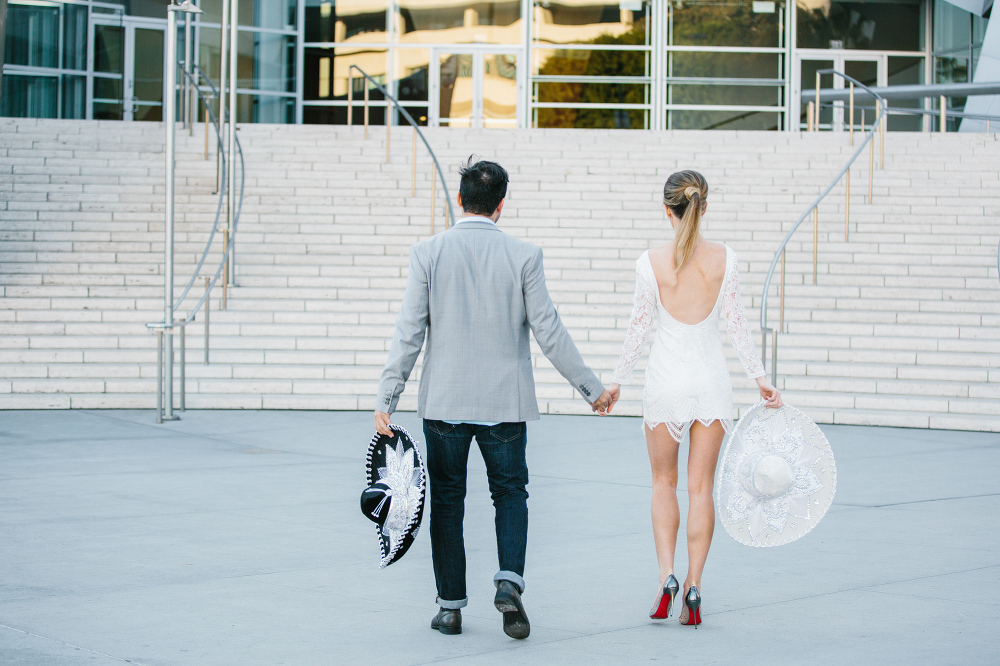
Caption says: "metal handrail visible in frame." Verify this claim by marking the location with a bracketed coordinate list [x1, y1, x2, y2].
[144, 64, 244, 328]
[346, 65, 456, 227]
[758, 70, 889, 384]
[145, 62, 245, 421]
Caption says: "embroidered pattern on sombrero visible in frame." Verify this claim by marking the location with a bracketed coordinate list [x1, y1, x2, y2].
[364, 425, 426, 568]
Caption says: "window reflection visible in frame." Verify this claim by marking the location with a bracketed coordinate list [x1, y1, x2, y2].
[394, 48, 430, 124]
[669, 0, 784, 48]
[305, 0, 387, 43]
[200, 0, 298, 28]
[535, 48, 648, 76]
[887, 56, 922, 132]
[395, 0, 521, 44]
[534, 0, 650, 46]
[237, 93, 296, 122]
[304, 47, 386, 100]
[671, 84, 781, 106]
[5, 3, 60, 69]
[669, 51, 780, 79]
[796, 0, 922, 51]
[670, 109, 780, 130]
[236, 32, 296, 93]
[536, 106, 646, 129]
[0, 74, 58, 118]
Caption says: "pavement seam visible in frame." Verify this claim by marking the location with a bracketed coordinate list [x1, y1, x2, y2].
[836, 492, 1000, 508]
[0, 622, 147, 664]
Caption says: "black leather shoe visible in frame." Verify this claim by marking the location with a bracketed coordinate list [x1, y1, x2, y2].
[430, 608, 462, 635]
[494, 581, 530, 639]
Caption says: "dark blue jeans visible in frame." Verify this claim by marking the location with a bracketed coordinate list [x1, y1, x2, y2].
[422, 420, 529, 609]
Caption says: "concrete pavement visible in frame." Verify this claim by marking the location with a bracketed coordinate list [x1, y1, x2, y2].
[1, 410, 997, 664]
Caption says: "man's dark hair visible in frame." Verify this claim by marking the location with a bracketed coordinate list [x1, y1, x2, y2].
[458, 157, 508, 216]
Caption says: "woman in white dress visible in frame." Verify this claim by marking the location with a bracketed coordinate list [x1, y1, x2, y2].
[606, 170, 782, 627]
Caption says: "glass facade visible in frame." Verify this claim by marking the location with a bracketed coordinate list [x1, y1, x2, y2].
[0, 0, 987, 130]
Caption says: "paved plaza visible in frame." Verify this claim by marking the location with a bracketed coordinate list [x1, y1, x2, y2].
[1, 409, 998, 665]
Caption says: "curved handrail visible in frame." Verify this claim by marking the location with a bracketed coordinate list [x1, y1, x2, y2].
[758, 70, 889, 380]
[348, 65, 457, 227]
[147, 63, 244, 328]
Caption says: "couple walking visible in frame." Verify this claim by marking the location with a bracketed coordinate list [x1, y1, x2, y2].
[374, 159, 782, 638]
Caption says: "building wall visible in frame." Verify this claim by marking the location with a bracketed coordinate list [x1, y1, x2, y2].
[4, 0, 981, 130]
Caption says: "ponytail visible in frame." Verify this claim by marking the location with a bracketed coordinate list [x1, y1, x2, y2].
[663, 172, 708, 271]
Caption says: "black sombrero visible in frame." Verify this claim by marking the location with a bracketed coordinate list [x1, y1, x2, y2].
[361, 425, 426, 568]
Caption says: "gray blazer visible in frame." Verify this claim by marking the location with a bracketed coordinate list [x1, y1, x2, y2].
[376, 219, 604, 422]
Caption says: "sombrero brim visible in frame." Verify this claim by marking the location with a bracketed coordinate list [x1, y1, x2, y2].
[364, 425, 426, 567]
[716, 402, 836, 547]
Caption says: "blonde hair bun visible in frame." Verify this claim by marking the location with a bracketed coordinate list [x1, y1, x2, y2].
[684, 186, 701, 199]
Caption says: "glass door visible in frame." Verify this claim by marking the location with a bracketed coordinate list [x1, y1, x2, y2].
[796, 53, 885, 132]
[125, 21, 165, 121]
[431, 49, 520, 129]
[89, 18, 165, 121]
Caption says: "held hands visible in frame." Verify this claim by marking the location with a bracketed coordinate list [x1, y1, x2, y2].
[590, 389, 613, 415]
[756, 377, 783, 408]
[590, 386, 620, 416]
[374, 410, 393, 437]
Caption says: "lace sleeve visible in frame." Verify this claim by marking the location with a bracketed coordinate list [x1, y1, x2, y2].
[612, 258, 657, 384]
[723, 252, 765, 379]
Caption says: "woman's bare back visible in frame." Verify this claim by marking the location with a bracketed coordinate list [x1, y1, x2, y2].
[647, 239, 728, 325]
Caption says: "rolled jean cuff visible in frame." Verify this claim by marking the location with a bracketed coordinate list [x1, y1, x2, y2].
[494, 571, 525, 594]
[436, 596, 468, 610]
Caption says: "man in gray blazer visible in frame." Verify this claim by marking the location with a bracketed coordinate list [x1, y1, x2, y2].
[375, 158, 611, 639]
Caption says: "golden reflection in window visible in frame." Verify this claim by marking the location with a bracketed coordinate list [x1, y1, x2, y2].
[305, 0, 388, 43]
[395, 0, 522, 44]
[319, 57, 331, 97]
[533, 0, 650, 46]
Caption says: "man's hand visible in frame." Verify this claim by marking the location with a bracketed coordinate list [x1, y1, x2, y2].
[591, 389, 613, 415]
[606, 383, 621, 414]
[374, 410, 394, 436]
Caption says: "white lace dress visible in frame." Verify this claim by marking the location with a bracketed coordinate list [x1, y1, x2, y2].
[612, 246, 765, 440]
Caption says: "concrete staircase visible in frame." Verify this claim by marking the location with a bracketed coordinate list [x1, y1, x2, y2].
[1, 118, 998, 430]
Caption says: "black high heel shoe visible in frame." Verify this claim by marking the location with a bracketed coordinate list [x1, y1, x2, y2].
[681, 585, 702, 628]
[649, 574, 679, 619]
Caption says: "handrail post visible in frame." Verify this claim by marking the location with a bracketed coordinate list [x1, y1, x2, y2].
[386, 113, 391, 164]
[815, 72, 821, 130]
[940, 95, 947, 132]
[813, 207, 818, 285]
[807, 101, 814, 132]
[179, 321, 186, 412]
[156, 330, 163, 424]
[364, 84, 369, 140]
[849, 82, 854, 145]
[867, 108, 873, 203]
[347, 75, 353, 126]
[204, 276, 210, 364]
[779, 250, 786, 333]
[430, 166, 436, 234]
[411, 126, 417, 195]
[880, 100, 885, 169]
[845, 168, 850, 241]
[771, 329, 777, 386]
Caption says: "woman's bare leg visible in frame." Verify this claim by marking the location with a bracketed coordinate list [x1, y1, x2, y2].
[645, 423, 680, 585]
[679, 419, 725, 620]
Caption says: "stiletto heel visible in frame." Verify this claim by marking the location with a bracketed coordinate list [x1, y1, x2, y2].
[649, 574, 679, 619]
[681, 585, 702, 628]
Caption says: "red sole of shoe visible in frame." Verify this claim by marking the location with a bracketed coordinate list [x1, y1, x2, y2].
[682, 608, 702, 626]
[650, 592, 673, 619]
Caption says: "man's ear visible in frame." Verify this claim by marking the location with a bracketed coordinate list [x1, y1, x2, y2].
[457, 192, 463, 209]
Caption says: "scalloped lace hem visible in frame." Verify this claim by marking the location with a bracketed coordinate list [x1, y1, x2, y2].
[642, 418, 734, 442]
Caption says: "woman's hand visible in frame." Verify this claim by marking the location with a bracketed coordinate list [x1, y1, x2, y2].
[756, 377, 783, 408]
[606, 383, 621, 414]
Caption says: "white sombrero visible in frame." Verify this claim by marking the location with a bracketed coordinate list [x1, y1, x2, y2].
[716, 402, 836, 547]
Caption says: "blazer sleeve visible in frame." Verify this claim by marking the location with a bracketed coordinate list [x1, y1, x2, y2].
[522, 245, 604, 404]
[376, 245, 430, 413]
